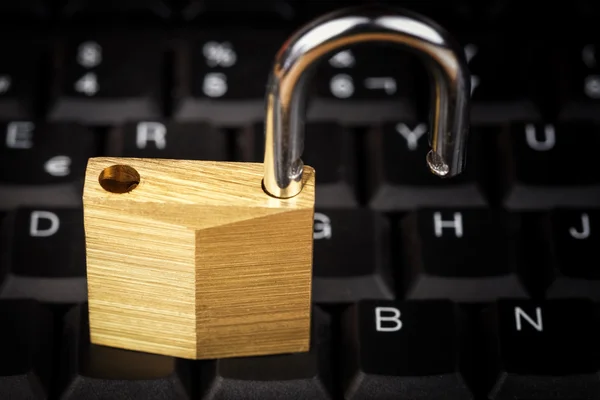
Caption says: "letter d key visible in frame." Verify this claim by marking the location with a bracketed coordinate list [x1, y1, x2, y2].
[82, 5, 472, 360]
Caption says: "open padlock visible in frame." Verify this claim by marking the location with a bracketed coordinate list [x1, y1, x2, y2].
[82, 5, 471, 360]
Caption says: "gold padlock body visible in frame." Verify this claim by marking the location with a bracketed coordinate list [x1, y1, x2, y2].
[82, 157, 315, 360]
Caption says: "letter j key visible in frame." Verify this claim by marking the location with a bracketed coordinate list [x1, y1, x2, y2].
[545, 209, 600, 299]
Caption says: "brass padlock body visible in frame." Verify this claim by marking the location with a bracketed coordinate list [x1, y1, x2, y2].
[83, 158, 315, 359]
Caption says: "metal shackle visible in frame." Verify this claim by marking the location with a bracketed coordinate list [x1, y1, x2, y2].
[262, 5, 471, 199]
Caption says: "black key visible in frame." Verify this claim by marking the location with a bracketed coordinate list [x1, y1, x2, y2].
[309, 44, 418, 123]
[555, 41, 600, 120]
[400, 209, 528, 301]
[49, 35, 164, 123]
[312, 209, 393, 303]
[173, 31, 286, 124]
[59, 304, 191, 400]
[0, 121, 96, 209]
[243, 122, 358, 207]
[459, 36, 544, 123]
[342, 300, 473, 400]
[544, 209, 600, 299]
[0, 40, 41, 119]
[109, 121, 228, 160]
[0, 208, 86, 303]
[0, 1, 48, 20]
[499, 121, 600, 209]
[481, 299, 600, 399]
[199, 307, 332, 400]
[0, 299, 54, 399]
[60, 0, 172, 20]
[183, 0, 294, 22]
[367, 121, 487, 210]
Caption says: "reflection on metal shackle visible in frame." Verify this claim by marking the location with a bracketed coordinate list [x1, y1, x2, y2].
[261, 5, 471, 199]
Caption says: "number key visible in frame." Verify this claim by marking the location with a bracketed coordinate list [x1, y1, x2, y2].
[310, 45, 418, 122]
[49, 35, 164, 123]
[0, 39, 41, 119]
[555, 42, 600, 120]
[174, 31, 286, 124]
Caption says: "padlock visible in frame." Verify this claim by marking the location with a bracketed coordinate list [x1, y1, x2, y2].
[82, 5, 471, 360]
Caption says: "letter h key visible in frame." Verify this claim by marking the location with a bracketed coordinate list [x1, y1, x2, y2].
[81, 5, 472, 360]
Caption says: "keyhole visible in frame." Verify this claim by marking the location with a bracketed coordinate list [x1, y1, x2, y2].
[98, 165, 140, 193]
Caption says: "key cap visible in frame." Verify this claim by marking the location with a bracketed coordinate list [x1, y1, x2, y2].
[173, 31, 286, 124]
[199, 307, 332, 400]
[60, 0, 172, 21]
[459, 36, 544, 123]
[0, 121, 96, 209]
[555, 41, 600, 120]
[59, 304, 191, 400]
[0, 299, 54, 399]
[367, 121, 487, 210]
[543, 209, 600, 299]
[0, 208, 86, 303]
[49, 35, 164, 123]
[499, 121, 600, 209]
[400, 209, 528, 302]
[480, 299, 600, 399]
[312, 209, 393, 303]
[242, 122, 358, 207]
[0, 1, 48, 20]
[183, 0, 294, 23]
[309, 44, 418, 123]
[0, 40, 41, 119]
[342, 300, 473, 400]
[109, 121, 228, 160]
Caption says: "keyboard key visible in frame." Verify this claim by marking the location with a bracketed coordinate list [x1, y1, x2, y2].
[341, 300, 473, 400]
[312, 209, 393, 303]
[243, 122, 358, 207]
[49, 35, 164, 123]
[109, 121, 228, 160]
[555, 41, 600, 120]
[499, 122, 600, 209]
[367, 121, 487, 210]
[0, 1, 48, 20]
[400, 209, 528, 302]
[460, 36, 544, 123]
[183, 0, 294, 23]
[59, 304, 191, 400]
[0, 299, 54, 399]
[0, 40, 41, 119]
[481, 299, 600, 399]
[544, 209, 600, 299]
[309, 44, 417, 122]
[173, 31, 285, 124]
[0, 208, 87, 303]
[199, 307, 332, 400]
[0, 121, 96, 209]
[60, 0, 172, 21]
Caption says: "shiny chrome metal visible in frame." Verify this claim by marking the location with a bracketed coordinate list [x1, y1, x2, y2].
[262, 5, 471, 199]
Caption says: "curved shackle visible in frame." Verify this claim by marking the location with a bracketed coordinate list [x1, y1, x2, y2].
[262, 5, 471, 199]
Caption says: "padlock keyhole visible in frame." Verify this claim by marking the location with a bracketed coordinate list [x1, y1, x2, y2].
[98, 165, 140, 194]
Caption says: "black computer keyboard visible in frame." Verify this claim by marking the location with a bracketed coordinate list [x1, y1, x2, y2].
[1, 0, 600, 399]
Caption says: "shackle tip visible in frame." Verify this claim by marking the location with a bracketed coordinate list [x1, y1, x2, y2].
[426, 150, 449, 177]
